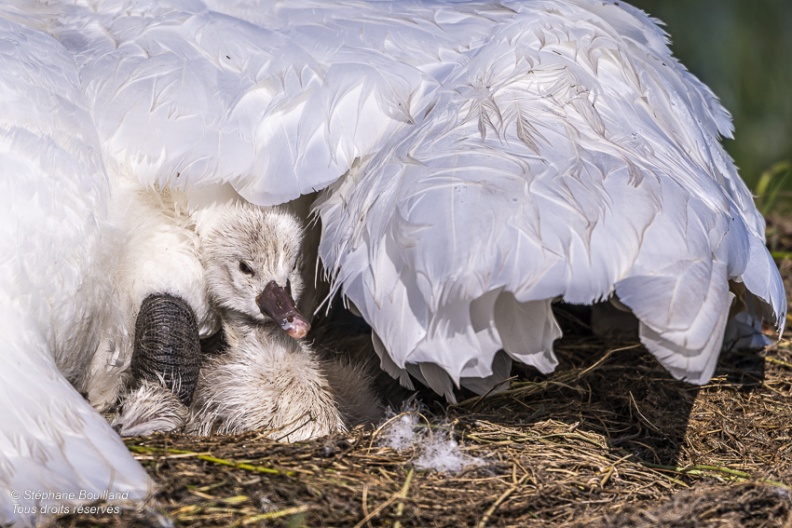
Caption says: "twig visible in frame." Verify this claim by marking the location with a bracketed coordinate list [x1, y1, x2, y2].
[766, 356, 792, 370]
[476, 473, 531, 528]
[628, 391, 663, 433]
[642, 462, 789, 488]
[361, 485, 372, 528]
[393, 499, 406, 528]
[126, 444, 295, 476]
[241, 504, 312, 525]
[353, 468, 415, 528]
[575, 344, 642, 381]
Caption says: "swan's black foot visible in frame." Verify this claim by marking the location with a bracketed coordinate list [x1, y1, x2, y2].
[131, 293, 201, 406]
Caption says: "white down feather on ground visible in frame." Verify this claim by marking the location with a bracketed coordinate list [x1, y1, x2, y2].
[0, 0, 786, 524]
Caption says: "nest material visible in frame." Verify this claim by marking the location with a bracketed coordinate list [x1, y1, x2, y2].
[131, 294, 201, 405]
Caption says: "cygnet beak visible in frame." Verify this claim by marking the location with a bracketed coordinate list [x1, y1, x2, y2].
[256, 280, 311, 339]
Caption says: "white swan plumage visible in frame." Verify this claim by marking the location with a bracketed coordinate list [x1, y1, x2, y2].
[0, 12, 152, 525]
[0, 0, 785, 524]
[48, 0, 780, 390]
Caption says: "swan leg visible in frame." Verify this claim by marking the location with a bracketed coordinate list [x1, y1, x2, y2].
[112, 294, 202, 435]
[187, 332, 346, 442]
[131, 294, 202, 404]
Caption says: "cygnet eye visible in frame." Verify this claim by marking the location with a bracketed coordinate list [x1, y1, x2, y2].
[239, 261, 255, 276]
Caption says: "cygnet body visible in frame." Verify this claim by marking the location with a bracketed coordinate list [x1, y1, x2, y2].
[112, 202, 380, 440]
[189, 203, 381, 440]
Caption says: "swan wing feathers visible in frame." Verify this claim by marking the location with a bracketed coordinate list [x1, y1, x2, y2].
[314, 0, 784, 390]
[50, 0, 464, 204]
[0, 16, 151, 522]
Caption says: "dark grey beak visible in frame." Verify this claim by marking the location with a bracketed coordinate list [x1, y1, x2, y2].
[256, 280, 311, 339]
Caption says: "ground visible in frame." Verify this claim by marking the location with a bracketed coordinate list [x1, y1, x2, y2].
[56, 218, 792, 528]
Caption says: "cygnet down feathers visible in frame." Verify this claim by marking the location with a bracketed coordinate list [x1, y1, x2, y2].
[112, 203, 382, 441]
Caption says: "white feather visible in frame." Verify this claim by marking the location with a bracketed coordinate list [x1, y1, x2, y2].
[0, 14, 151, 524]
[308, 0, 785, 389]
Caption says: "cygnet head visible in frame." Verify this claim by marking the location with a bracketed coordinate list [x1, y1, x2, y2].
[199, 204, 310, 338]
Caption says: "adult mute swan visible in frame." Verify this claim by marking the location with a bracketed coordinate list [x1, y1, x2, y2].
[1, 0, 786, 523]
[49, 0, 782, 396]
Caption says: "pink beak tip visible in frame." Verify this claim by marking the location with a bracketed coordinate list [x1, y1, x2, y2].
[284, 319, 310, 339]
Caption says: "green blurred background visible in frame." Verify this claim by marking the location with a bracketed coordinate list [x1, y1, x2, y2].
[628, 0, 792, 194]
